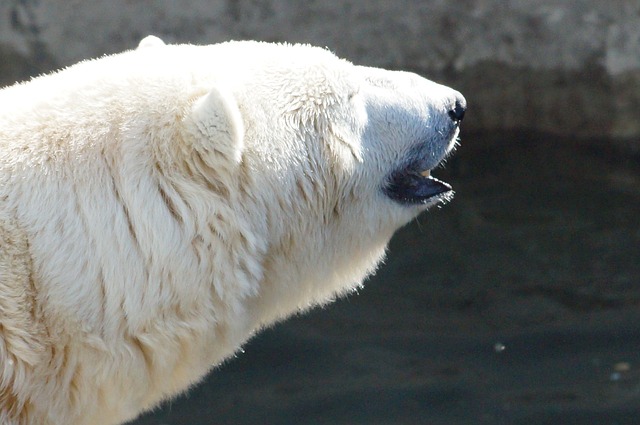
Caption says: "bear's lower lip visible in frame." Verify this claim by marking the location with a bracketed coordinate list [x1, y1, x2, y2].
[383, 169, 453, 205]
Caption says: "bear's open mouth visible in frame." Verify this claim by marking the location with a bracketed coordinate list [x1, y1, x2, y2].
[383, 166, 453, 206]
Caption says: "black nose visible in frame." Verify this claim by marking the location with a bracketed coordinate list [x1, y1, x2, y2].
[448, 99, 466, 123]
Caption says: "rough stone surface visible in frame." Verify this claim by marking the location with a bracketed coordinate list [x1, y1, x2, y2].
[0, 1, 639, 138]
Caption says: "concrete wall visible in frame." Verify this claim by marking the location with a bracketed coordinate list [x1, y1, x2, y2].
[1, 0, 639, 142]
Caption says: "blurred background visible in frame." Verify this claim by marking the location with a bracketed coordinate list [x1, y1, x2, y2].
[1, 1, 639, 424]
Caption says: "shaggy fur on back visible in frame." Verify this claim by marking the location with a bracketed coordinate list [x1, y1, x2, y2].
[0, 37, 464, 424]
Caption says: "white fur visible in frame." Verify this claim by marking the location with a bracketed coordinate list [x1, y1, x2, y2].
[137, 35, 166, 49]
[0, 37, 463, 424]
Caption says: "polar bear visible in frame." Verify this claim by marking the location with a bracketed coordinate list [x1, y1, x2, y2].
[0, 37, 465, 424]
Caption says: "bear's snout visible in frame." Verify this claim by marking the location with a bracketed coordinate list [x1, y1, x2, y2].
[448, 97, 466, 123]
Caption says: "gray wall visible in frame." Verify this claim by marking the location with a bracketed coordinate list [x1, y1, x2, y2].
[1, 0, 639, 143]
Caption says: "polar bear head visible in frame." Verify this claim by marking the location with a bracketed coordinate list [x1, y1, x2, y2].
[2, 39, 465, 333]
[173, 41, 466, 320]
[0, 39, 466, 425]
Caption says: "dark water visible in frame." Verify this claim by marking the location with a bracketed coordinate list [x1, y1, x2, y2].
[132, 132, 640, 425]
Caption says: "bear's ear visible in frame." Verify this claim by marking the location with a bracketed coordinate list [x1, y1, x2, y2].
[187, 86, 245, 166]
[137, 35, 165, 49]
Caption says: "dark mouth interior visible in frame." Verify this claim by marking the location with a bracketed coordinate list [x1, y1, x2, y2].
[383, 170, 452, 205]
